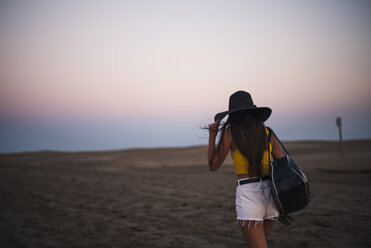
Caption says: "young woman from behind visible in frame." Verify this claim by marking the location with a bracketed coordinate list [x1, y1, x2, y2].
[208, 91, 284, 248]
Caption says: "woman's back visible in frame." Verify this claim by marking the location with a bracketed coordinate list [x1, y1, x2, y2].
[231, 127, 272, 177]
[227, 110, 269, 177]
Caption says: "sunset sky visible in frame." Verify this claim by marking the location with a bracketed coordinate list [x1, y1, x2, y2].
[1, 0, 371, 152]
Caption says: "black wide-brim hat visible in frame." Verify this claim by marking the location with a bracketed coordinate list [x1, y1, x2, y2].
[214, 91, 272, 122]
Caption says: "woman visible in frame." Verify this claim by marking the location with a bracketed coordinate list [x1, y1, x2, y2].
[208, 91, 284, 248]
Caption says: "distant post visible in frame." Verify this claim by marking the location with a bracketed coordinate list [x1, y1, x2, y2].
[336, 117, 344, 156]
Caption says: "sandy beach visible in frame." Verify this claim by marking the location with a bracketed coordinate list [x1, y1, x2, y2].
[1, 140, 371, 247]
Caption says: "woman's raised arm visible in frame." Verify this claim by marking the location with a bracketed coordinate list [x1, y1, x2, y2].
[208, 121, 232, 171]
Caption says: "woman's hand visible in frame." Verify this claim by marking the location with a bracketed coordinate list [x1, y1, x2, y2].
[208, 120, 220, 138]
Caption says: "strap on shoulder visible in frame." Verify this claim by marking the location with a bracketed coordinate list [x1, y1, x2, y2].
[266, 126, 272, 164]
[266, 126, 272, 143]
[266, 126, 290, 156]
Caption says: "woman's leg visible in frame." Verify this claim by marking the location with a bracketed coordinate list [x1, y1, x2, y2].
[239, 221, 267, 248]
[263, 219, 275, 237]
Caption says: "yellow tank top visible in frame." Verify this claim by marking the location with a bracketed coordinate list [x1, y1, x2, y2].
[231, 127, 271, 176]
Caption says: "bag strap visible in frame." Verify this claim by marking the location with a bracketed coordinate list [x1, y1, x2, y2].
[266, 126, 290, 157]
[267, 127, 272, 164]
[266, 127, 295, 225]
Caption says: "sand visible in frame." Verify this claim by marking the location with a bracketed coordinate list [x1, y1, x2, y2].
[0, 140, 371, 247]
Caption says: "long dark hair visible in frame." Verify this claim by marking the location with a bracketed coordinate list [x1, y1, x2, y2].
[216, 110, 267, 177]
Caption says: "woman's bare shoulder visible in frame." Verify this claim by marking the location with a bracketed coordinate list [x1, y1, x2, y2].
[225, 127, 236, 150]
[225, 127, 232, 139]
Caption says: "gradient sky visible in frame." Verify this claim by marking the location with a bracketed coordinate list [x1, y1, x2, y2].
[1, 0, 371, 153]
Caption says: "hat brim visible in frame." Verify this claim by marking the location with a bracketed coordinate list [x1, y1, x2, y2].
[214, 107, 272, 122]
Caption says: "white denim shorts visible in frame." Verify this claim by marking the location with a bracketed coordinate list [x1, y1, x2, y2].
[236, 178, 279, 222]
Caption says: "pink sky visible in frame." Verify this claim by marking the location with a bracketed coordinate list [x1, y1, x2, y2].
[1, 0, 370, 152]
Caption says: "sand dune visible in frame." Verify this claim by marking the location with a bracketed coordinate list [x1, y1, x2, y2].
[1, 140, 370, 247]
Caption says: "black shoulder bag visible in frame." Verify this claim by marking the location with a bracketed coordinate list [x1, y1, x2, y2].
[267, 127, 310, 225]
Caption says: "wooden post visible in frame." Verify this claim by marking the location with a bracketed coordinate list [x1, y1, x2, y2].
[336, 117, 344, 156]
